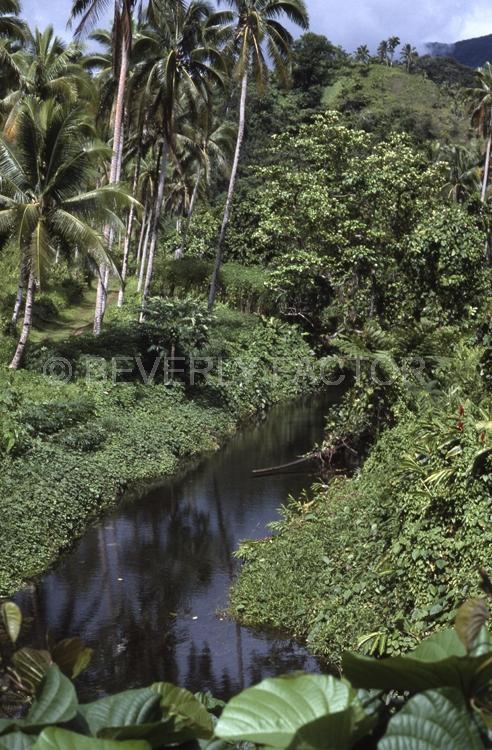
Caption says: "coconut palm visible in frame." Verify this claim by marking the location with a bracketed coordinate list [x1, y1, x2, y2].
[207, 0, 309, 310]
[0, 0, 26, 97]
[469, 62, 492, 203]
[400, 42, 418, 73]
[0, 0, 24, 40]
[0, 98, 135, 369]
[70, 0, 137, 334]
[132, 0, 225, 318]
[354, 44, 370, 64]
[387, 35, 400, 65]
[377, 39, 389, 65]
[439, 143, 481, 203]
[175, 100, 235, 256]
[0, 26, 89, 137]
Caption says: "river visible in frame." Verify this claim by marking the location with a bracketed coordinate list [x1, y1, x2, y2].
[16, 392, 338, 700]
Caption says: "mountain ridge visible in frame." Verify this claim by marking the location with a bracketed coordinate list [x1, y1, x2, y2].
[426, 33, 492, 68]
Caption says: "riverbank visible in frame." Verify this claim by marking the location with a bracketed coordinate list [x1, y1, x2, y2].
[229, 337, 492, 662]
[0, 304, 317, 595]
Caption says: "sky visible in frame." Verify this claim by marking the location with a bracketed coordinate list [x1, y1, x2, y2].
[19, 0, 492, 51]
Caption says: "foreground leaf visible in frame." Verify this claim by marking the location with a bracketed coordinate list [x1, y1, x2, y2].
[1, 602, 22, 644]
[0, 733, 34, 749]
[215, 673, 373, 749]
[32, 728, 150, 750]
[343, 628, 492, 695]
[151, 682, 214, 739]
[51, 639, 93, 680]
[79, 688, 161, 736]
[26, 666, 78, 726]
[379, 688, 485, 750]
[455, 600, 490, 652]
[12, 649, 52, 693]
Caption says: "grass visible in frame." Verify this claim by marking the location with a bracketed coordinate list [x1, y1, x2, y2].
[31, 286, 119, 343]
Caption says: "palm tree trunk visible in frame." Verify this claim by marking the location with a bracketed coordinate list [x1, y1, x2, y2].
[93, 33, 129, 334]
[11, 263, 25, 325]
[9, 270, 35, 370]
[135, 198, 149, 272]
[140, 141, 168, 322]
[118, 144, 142, 307]
[481, 108, 492, 202]
[174, 217, 183, 259]
[137, 208, 152, 292]
[208, 69, 248, 311]
[175, 168, 201, 260]
[188, 167, 201, 220]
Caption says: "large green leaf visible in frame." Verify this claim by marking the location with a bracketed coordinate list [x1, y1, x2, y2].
[455, 600, 490, 653]
[151, 682, 214, 740]
[32, 728, 150, 750]
[1, 602, 22, 644]
[0, 732, 34, 750]
[12, 648, 52, 692]
[79, 688, 161, 737]
[215, 673, 374, 750]
[26, 666, 78, 726]
[379, 688, 485, 750]
[343, 628, 492, 695]
[50, 639, 93, 680]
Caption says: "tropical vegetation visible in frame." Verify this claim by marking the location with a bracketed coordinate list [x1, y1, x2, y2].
[3, 0, 492, 740]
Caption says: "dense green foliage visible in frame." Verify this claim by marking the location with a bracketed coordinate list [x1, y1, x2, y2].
[230, 333, 492, 660]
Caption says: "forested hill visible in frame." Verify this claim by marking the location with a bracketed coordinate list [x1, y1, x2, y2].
[427, 33, 492, 68]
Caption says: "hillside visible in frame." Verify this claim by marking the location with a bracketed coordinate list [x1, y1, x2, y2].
[322, 63, 470, 143]
[427, 33, 492, 68]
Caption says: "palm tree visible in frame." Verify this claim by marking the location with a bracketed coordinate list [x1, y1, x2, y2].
[0, 0, 25, 96]
[377, 39, 389, 65]
[0, 98, 135, 369]
[1, 26, 89, 138]
[354, 44, 370, 64]
[469, 62, 492, 203]
[387, 35, 400, 65]
[207, 0, 309, 310]
[132, 0, 224, 318]
[0, 0, 24, 39]
[176, 100, 235, 256]
[70, 0, 136, 334]
[400, 42, 418, 73]
[439, 143, 481, 202]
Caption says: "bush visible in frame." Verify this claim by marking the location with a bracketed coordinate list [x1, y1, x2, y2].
[19, 399, 95, 437]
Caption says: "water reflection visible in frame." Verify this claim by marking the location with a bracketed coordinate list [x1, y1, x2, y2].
[16, 392, 338, 700]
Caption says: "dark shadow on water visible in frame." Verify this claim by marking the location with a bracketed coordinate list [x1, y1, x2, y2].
[16, 389, 341, 700]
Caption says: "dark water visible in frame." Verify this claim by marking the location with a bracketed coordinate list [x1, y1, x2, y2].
[16, 392, 338, 700]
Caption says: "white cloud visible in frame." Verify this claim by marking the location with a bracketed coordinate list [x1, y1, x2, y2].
[19, 0, 492, 50]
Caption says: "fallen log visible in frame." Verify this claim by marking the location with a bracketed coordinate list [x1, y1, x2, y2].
[252, 454, 322, 477]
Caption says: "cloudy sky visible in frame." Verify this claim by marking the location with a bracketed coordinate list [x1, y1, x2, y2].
[20, 0, 492, 51]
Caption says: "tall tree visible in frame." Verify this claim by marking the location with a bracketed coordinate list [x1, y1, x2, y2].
[377, 39, 389, 65]
[70, 0, 136, 334]
[0, 98, 134, 369]
[207, 0, 309, 310]
[387, 35, 400, 65]
[400, 42, 418, 73]
[469, 62, 492, 203]
[354, 44, 370, 64]
[1, 26, 89, 137]
[0, 0, 25, 39]
[132, 0, 224, 318]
